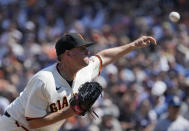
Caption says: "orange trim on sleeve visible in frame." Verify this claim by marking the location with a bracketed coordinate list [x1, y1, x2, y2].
[95, 55, 102, 76]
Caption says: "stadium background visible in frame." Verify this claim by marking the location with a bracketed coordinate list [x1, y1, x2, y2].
[0, 0, 189, 130]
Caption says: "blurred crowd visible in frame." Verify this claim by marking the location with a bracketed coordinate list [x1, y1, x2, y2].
[0, 0, 189, 130]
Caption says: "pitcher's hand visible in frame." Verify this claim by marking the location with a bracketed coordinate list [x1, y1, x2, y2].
[132, 36, 157, 49]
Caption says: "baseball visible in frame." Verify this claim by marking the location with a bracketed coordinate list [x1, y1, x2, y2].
[169, 11, 180, 22]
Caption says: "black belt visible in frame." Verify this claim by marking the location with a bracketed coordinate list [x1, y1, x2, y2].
[4, 111, 11, 117]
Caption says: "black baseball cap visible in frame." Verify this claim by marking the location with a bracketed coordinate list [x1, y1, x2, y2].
[55, 33, 94, 56]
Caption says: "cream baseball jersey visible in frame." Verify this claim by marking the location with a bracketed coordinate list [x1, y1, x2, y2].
[72, 55, 102, 94]
[2, 56, 101, 131]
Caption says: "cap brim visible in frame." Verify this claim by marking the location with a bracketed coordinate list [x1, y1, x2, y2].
[80, 42, 95, 47]
[85, 42, 94, 47]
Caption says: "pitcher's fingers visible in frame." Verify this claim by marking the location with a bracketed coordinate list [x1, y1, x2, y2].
[146, 40, 151, 45]
[147, 36, 157, 45]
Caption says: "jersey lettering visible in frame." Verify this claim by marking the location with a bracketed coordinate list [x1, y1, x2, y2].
[50, 103, 58, 112]
[50, 96, 69, 112]
[62, 96, 68, 108]
[57, 100, 61, 110]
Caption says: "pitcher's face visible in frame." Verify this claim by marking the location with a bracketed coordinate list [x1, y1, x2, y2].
[69, 46, 90, 67]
